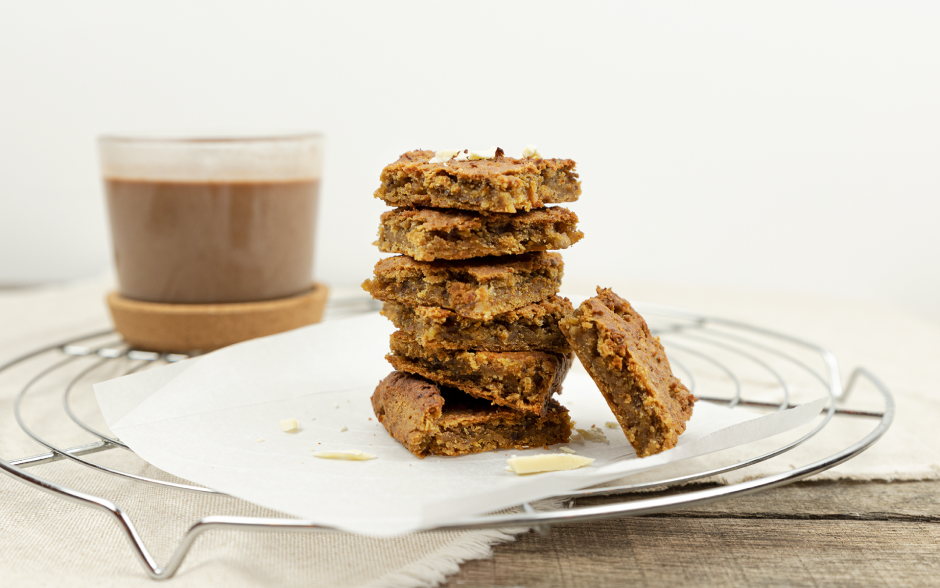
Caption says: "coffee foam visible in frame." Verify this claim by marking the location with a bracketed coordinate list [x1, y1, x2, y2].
[99, 134, 323, 182]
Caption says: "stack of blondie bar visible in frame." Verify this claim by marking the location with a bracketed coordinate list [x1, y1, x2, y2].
[363, 148, 584, 457]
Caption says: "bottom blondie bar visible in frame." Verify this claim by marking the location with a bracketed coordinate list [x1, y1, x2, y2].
[371, 371, 572, 458]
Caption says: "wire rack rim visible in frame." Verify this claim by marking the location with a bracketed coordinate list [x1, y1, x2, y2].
[0, 310, 894, 580]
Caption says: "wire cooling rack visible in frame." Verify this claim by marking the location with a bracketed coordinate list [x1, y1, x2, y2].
[0, 296, 894, 580]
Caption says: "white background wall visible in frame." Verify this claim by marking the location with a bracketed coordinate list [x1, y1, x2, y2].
[1, 2, 938, 322]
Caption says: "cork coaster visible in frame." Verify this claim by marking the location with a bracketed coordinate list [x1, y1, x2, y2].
[107, 284, 329, 352]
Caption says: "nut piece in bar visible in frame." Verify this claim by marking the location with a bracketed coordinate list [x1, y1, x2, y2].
[374, 150, 581, 213]
[559, 287, 696, 457]
[371, 371, 572, 458]
[386, 331, 572, 417]
[362, 251, 563, 320]
[375, 206, 584, 261]
[381, 296, 573, 354]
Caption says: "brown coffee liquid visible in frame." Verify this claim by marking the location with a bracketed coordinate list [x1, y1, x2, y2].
[106, 179, 319, 304]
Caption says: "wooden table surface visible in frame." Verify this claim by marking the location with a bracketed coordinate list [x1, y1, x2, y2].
[443, 480, 939, 588]
[3, 286, 934, 587]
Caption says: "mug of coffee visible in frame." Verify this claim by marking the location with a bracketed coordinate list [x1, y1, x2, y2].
[100, 132, 327, 351]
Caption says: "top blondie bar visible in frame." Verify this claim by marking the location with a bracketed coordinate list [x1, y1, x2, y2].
[374, 149, 582, 213]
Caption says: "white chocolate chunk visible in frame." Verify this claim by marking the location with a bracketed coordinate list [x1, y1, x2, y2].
[279, 418, 300, 433]
[256, 437, 265, 443]
[312, 450, 377, 461]
[569, 430, 584, 443]
[605, 421, 620, 429]
[428, 149, 460, 163]
[521, 144, 542, 159]
[454, 150, 470, 162]
[468, 146, 498, 160]
[559, 446, 577, 454]
[576, 427, 610, 444]
[340, 425, 348, 432]
[506, 454, 594, 475]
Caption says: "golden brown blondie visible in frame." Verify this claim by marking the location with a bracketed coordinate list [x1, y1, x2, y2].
[371, 371, 572, 458]
[559, 288, 696, 457]
[381, 296, 572, 353]
[386, 331, 572, 416]
[362, 252, 563, 320]
[374, 150, 581, 213]
[375, 207, 583, 261]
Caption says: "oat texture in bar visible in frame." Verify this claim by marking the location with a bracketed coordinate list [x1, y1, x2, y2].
[386, 331, 572, 417]
[362, 251, 563, 320]
[375, 206, 583, 261]
[374, 150, 581, 213]
[559, 287, 696, 457]
[371, 371, 572, 457]
[381, 296, 572, 353]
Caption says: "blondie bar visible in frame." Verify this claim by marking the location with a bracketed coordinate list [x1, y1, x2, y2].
[559, 288, 696, 457]
[374, 150, 581, 213]
[375, 207, 583, 261]
[386, 331, 571, 416]
[381, 296, 572, 353]
[363, 252, 563, 320]
[371, 371, 572, 457]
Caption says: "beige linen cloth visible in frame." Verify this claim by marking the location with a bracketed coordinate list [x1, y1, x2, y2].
[2, 277, 938, 587]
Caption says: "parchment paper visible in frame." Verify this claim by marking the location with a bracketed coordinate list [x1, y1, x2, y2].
[94, 311, 825, 536]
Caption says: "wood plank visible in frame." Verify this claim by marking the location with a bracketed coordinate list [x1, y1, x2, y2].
[444, 481, 940, 588]
[446, 519, 940, 588]
[578, 480, 940, 522]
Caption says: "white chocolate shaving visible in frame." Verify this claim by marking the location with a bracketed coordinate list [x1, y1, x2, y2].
[468, 146, 498, 160]
[521, 145, 542, 159]
[506, 454, 594, 475]
[576, 427, 610, 444]
[605, 421, 620, 429]
[312, 450, 377, 461]
[279, 418, 300, 433]
[559, 446, 577, 454]
[428, 149, 460, 163]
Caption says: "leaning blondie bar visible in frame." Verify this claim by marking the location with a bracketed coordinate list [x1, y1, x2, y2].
[559, 287, 696, 457]
[374, 150, 581, 213]
[363, 251, 563, 320]
[386, 331, 571, 416]
[381, 296, 572, 353]
[375, 206, 583, 261]
[372, 371, 572, 458]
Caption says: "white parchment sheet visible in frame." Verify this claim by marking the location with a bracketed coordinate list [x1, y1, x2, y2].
[94, 311, 825, 536]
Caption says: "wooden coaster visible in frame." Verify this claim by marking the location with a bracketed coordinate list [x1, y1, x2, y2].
[107, 284, 329, 352]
